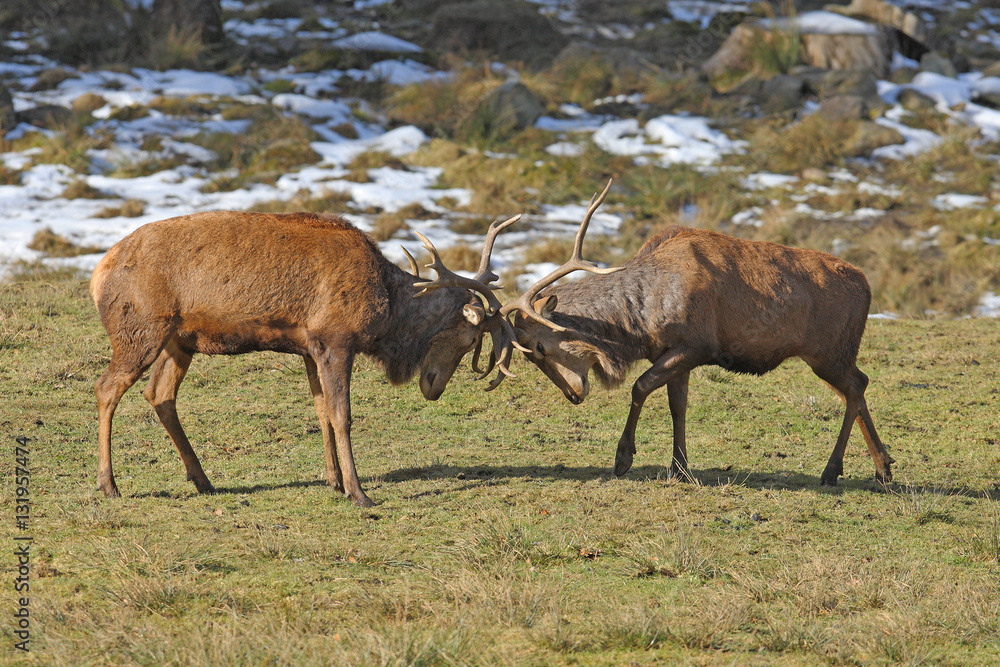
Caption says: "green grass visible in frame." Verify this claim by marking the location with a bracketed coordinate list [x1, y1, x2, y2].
[2, 276, 999, 665]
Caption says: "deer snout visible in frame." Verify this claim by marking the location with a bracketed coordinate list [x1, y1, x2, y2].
[420, 370, 443, 400]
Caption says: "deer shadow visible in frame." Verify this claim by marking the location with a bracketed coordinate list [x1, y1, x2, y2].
[381, 463, 992, 499]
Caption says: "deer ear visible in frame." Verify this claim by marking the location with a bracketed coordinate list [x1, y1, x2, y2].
[463, 303, 484, 325]
[532, 295, 557, 317]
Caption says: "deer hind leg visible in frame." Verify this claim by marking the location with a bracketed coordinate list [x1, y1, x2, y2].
[666, 371, 691, 480]
[615, 348, 698, 478]
[304, 355, 343, 493]
[95, 324, 175, 498]
[142, 339, 214, 494]
[854, 376, 894, 483]
[808, 361, 888, 486]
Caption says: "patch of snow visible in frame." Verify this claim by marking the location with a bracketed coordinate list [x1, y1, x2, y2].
[345, 59, 445, 86]
[975, 292, 1000, 317]
[871, 118, 942, 159]
[730, 207, 764, 227]
[592, 115, 744, 166]
[743, 173, 797, 190]
[868, 312, 899, 320]
[272, 94, 353, 122]
[544, 142, 584, 157]
[332, 31, 422, 53]
[932, 193, 988, 210]
[667, 1, 752, 29]
[764, 11, 879, 35]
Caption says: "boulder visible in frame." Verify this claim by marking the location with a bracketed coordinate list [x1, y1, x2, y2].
[17, 105, 76, 129]
[152, 0, 223, 44]
[72, 93, 108, 114]
[982, 60, 1000, 78]
[760, 74, 811, 114]
[843, 121, 904, 157]
[817, 94, 869, 121]
[824, 0, 930, 54]
[889, 67, 918, 84]
[703, 7, 928, 81]
[919, 51, 958, 78]
[28, 68, 79, 92]
[0, 84, 15, 134]
[897, 88, 935, 111]
[801, 68, 882, 109]
[477, 81, 544, 131]
[429, 1, 567, 70]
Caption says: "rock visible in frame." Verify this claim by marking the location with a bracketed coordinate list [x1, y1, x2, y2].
[889, 67, 918, 84]
[803, 69, 882, 109]
[17, 105, 76, 129]
[801, 167, 828, 183]
[703, 16, 892, 80]
[72, 93, 108, 114]
[897, 88, 936, 111]
[824, 0, 930, 51]
[799, 32, 891, 79]
[429, 1, 567, 70]
[152, 0, 223, 44]
[817, 94, 869, 121]
[843, 121, 904, 157]
[481, 82, 544, 130]
[701, 23, 759, 79]
[28, 68, 79, 92]
[919, 51, 957, 78]
[0, 84, 15, 135]
[463, 81, 544, 138]
[982, 60, 1000, 78]
[760, 74, 811, 114]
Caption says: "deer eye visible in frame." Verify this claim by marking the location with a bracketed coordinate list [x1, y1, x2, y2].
[535, 342, 546, 356]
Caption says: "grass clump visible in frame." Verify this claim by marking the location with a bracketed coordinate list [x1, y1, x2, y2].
[195, 107, 321, 191]
[26, 228, 104, 257]
[371, 203, 432, 242]
[60, 179, 109, 200]
[248, 188, 353, 214]
[94, 199, 146, 218]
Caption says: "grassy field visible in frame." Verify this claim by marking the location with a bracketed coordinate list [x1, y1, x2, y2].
[1, 275, 999, 666]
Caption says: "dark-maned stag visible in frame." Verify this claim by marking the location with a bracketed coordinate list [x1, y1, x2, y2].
[91, 210, 520, 507]
[506, 180, 894, 487]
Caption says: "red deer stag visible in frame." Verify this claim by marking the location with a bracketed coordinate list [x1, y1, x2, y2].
[505, 181, 894, 487]
[91, 210, 520, 507]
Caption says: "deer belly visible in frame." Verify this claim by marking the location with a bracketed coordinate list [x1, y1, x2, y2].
[175, 318, 307, 355]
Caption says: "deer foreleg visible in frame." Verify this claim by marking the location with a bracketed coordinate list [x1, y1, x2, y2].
[310, 341, 374, 508]
[304, 355, 344, 492]
[615, 348, 697, 477]
[666, 371, 691, 479]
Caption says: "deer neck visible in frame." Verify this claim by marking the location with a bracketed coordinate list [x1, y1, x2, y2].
[545, 275, 651, 387]
[368, 266, 469, 385]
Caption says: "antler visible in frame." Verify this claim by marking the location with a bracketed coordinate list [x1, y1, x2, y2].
[412, 213, 520, 313]
[410, 214, 526, 390]
[499, 179, 622, 333]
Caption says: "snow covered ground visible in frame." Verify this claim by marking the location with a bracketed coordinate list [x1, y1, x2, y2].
[1, 0, 998, 317]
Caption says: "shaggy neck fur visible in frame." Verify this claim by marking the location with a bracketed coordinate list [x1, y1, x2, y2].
[369, 259, 471, 385]
[544, 268, 656, 389]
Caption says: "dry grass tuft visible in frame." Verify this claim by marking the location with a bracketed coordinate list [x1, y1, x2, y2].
[27, 227, 104, 257]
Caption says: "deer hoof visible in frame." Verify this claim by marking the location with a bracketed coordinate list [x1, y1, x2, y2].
[98, 475, 120, 498]
[614, 451, 633, 477]
[194, 480, 217, 494]
[350, 492, 375, 508]
[819, 472, 839, 487]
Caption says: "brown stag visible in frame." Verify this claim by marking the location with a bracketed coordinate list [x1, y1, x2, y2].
[91, 210, 520, 507]
[505, 181, 894, 487]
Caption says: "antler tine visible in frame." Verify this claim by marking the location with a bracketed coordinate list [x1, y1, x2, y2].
[499, 179, 622, 331]
[401, 246, 421, 278]
[473, 214, 521, 285]
[411, 230, 504, 313]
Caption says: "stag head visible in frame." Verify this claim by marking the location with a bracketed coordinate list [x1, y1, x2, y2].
[503, 179, 623, 402]
[407, 214, 525, 395]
